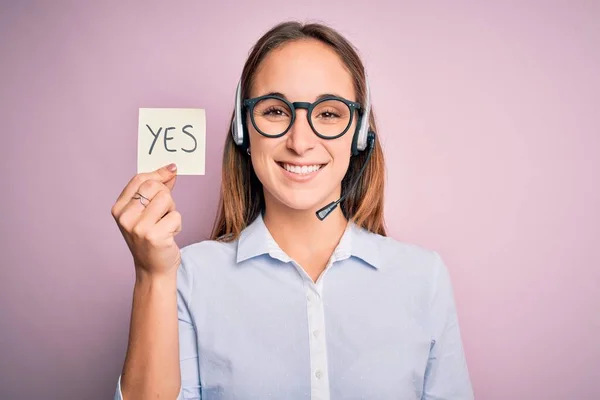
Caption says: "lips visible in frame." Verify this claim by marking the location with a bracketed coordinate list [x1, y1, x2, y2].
[280, 163, 324, 175]
[276, 161, 328, 181]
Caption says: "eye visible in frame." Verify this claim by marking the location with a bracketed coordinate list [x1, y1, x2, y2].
[312, 99, 348, 122]
[262, 106, 289, 117]
[317, 109, 341, 119]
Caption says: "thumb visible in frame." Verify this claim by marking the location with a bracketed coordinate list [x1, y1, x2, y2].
[164, 173, 177, 191]
[152, 163, 178, 184]
[160, 163, 178, 190]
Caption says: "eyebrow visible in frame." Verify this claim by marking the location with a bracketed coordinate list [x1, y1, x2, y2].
[262, 91, 347, 101]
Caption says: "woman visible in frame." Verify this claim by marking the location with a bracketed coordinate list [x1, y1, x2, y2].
[112, 21, 474, 400]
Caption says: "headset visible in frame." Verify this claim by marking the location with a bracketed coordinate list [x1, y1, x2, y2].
[230, 72, 377, 220]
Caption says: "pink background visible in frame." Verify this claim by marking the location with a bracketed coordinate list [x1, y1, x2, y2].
[1, 1, 598, 399]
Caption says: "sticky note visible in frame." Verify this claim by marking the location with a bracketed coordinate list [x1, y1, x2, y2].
[137, 108, 206, 175]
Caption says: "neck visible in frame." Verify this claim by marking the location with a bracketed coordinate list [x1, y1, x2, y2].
[262, 191, 348, 270]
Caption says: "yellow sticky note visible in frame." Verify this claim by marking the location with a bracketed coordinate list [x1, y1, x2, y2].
[137, 108, 206, 175]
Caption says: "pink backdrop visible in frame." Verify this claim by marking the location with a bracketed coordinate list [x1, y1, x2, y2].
[1, 1, 598, 399]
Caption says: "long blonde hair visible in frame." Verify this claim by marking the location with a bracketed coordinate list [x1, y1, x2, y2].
[211, 21, 386, 241]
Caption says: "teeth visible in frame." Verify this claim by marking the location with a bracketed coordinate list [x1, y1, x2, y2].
[282, 163, 323, 175]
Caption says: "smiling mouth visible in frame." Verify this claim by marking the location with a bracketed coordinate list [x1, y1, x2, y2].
[276, 162, 327, 175]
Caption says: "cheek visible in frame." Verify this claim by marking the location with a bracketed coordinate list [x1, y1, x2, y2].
[333, 154, 352, 181]
[248, 123, 281, 153]
[248, 131, 279, 178]
[330, 135, 353, 171]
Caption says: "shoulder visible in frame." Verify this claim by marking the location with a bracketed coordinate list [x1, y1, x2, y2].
[358, 229, 457, 315]
[354, 226, 450, 299]
[181, 238, 237, 262]
[356, 226, 443, 273]
[175, 239, 237, 287]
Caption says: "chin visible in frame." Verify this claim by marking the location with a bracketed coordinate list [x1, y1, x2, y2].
[267, 186, 334, 213]
[256, 160, 343, 213]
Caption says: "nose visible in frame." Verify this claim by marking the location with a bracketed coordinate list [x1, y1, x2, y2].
[286, 109, 317, 155]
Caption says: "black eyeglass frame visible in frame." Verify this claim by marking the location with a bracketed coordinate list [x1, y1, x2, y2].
[243, 94, 362, 140]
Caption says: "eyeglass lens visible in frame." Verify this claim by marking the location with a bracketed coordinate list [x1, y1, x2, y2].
[251, 98, 352, 137]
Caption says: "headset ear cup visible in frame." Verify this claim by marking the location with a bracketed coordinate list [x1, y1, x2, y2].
[241, 111, 250, 150]
[231, 79, 246, 148]
[351, 114, 362, 156]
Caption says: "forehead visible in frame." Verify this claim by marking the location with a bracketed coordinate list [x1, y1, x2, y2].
[251, 39, 356, 101]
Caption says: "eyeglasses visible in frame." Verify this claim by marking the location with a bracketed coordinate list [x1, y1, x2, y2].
[243, 94, 362, 140]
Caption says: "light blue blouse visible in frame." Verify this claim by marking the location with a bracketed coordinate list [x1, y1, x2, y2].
[115, 214, 474, 399]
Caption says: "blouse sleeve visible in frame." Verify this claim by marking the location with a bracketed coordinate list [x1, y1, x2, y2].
[422, 253, 474, 399]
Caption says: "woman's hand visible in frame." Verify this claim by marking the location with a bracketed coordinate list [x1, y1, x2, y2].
[111, 163, 182, 279]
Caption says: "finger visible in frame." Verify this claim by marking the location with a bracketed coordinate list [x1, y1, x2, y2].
[116, 180, 170, 229]
[155, 210, 182, 238]
[113, 164, 177, 217]
[137, 189, 176, 229]
[117, 163, 176, 203]
[142, 211, 182, 249]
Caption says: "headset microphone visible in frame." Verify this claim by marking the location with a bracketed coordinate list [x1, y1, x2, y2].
[316, 131, 376, 221]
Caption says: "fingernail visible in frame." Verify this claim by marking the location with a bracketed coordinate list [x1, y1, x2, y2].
[167, 163, 177, 172]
